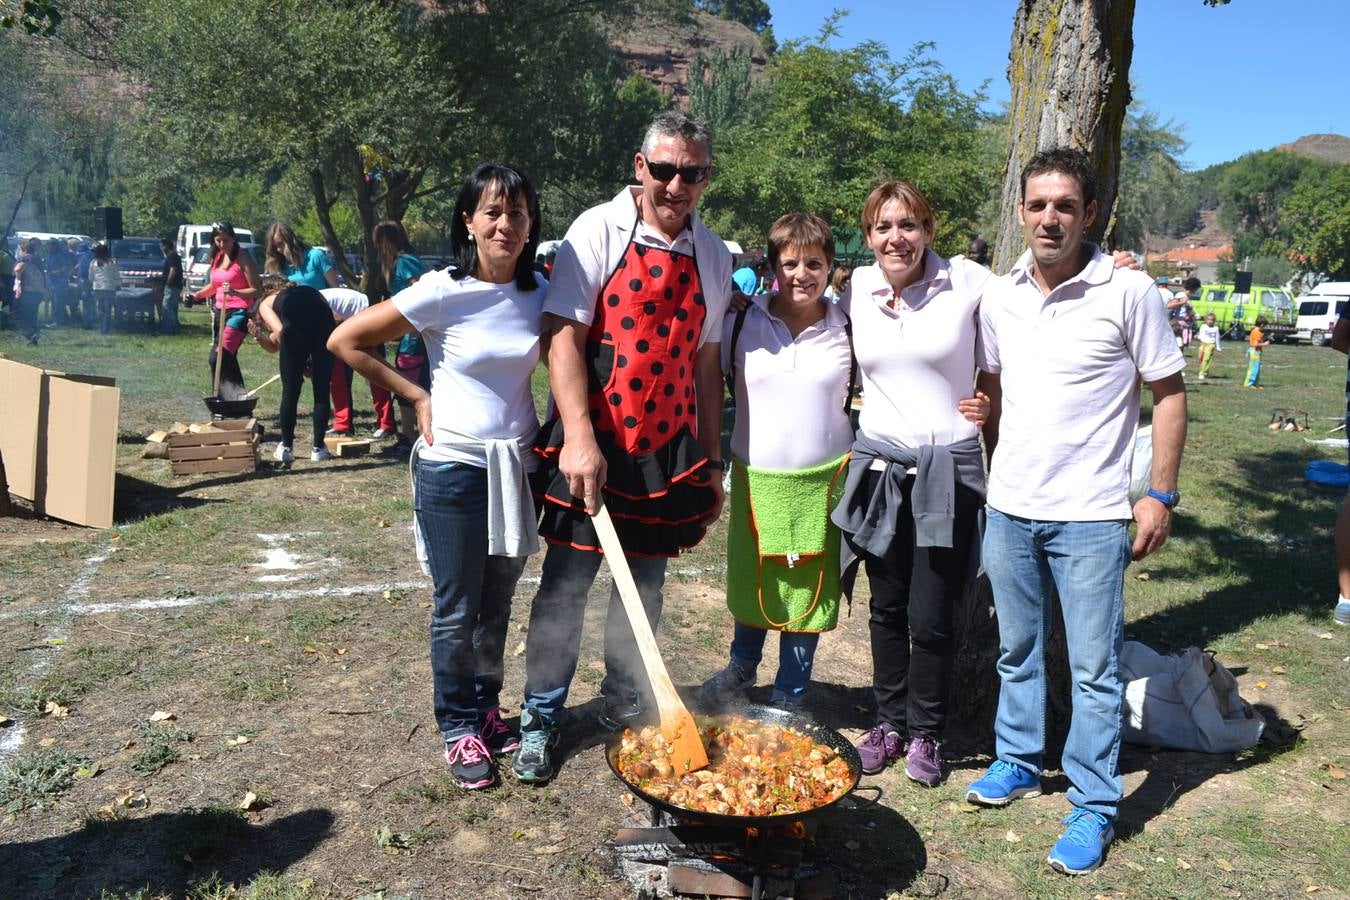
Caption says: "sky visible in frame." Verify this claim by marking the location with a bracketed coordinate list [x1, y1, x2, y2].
[768, 0, 1347, 171]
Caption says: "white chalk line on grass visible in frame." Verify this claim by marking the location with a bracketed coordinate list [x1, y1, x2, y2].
[1, 542, 114, 764]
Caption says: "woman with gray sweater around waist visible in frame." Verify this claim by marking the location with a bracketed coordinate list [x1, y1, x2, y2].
[832, 180, 994, 789]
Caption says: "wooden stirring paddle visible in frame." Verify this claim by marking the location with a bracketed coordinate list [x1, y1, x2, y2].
[592, 503, 709, 774]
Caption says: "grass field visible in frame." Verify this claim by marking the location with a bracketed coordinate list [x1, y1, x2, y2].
[0, 308, 1347, 899]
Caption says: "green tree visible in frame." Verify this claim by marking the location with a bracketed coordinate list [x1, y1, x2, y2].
[1113, 107, 1200, 249]
[693, 0, 770, 32]
[701, 19, 994, 256]
[688, 46, 753, 138]
[186, 175, 272, 239]
[1285, 164, 1350, 279]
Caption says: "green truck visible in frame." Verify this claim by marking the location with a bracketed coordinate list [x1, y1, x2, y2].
[1190, 283, 1296, 341]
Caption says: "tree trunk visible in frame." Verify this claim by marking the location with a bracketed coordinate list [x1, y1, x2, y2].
[347, 145, 386, 300]
[949, 574, 1073, 760]
[992, 0, 1136, 273]
[309, 166, 357, 289]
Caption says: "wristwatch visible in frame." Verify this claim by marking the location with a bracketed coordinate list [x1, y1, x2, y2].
[1146, 488, 1180, 509]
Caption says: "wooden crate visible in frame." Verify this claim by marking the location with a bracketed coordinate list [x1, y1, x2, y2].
[167, 418, 259, 475]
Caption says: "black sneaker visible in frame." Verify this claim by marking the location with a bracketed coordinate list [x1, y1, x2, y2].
[444, 733, 495, 790]
[598, 695, 646, 733]
[512, 708, 560, 784]
[479, 707, 521, 755]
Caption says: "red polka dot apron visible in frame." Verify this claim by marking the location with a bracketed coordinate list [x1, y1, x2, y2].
[535, 226, 717, 557]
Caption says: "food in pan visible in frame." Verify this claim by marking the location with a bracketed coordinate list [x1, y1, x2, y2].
[616, 715, 853, 816]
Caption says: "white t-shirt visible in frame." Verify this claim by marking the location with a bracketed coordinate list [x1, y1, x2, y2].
[393, 269, 546, 469]
[979, 245, 1185, 521]
[1198, 323, 1222, 346]
[320, 287, 368, 320]
[723, 294, 854, 470]
[840, 252, 991, 449]
[544, 186, 732, 349]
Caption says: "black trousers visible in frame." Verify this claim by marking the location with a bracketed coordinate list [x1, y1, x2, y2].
[862, 475, 982, 738]
[274, 287, 336, 450]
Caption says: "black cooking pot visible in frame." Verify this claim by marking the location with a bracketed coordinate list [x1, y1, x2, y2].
[605, 703, 863, 826]
[203, 395, 259, 419]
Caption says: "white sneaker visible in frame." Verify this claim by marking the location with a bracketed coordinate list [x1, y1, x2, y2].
[273, 444, 294, 464]
[310, 447, 334, 461]
[1336, 599, 1350, 626]
[371, 427, 394, 439]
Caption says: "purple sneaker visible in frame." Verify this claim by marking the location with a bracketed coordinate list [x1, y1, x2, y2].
[479, 707, 521, 756]
[856, 722, 904, 775]
[904, 733, 943, 787]
[445, 733, 495, 789]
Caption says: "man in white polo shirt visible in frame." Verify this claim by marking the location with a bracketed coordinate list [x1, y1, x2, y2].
[966, 147, 1187, 875]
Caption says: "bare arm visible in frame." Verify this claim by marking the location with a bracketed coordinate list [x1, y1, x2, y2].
[694, 340, 726, 524]
[250, 295, 282, 353]
[547, 313, 606, 513]
[1131, 371, 1187, 560]
[323, 266, 340, 289]
[236, 251, 261, 298]
[976, 370, 1001, 466]
[328, 302, 433, 442]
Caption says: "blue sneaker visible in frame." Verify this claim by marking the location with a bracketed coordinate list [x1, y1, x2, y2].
[511, 708, 560, 784]
[1047, 808, 1114, 875]
[965, 759, 1042, 806]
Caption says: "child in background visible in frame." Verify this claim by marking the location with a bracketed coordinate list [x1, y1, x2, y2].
[1196, 312, 1222, 380]
[1245, 317, 1271, 389]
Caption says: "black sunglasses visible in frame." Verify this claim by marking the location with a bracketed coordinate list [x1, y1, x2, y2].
[642, 156, 710, 185]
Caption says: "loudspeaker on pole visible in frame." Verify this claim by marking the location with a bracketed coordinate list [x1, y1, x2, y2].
[93, 207, 123, 242]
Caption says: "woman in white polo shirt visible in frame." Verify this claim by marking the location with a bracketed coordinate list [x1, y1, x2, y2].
[831, 180, 994, 788]
[328, 162, 546, 792]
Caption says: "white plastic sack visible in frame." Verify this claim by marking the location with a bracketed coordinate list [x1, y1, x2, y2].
[1128, 426, 1153, 505]
[1120, 642, 1264, 753]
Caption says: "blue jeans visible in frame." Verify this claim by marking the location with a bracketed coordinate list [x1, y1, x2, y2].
[161, 284, 180, 334]
[415, 460, 527, 742]
[522, 543, 667, 720]
[95, 290, 116, 335]
[729, 620, 820, 702]
[982, 507, 1130, 819]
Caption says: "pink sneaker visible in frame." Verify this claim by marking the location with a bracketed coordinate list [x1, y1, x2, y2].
[445, 733, 495, 789]
[479, 707, 521, 755]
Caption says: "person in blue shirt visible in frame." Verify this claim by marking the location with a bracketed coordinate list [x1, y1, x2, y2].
[264, 222, 339, 290]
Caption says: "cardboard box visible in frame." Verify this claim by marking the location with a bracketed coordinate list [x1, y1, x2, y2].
[42, 373, 120, 529]
[0, 358, 44, 501]
[0, 361, 120, 528]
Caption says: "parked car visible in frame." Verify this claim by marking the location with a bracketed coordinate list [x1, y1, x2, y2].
[182, 243, 263, 306]
[1293, 281, 1350, 345]
[175, 223, 256, 271]
[110, 237, 165, 290]
[1191, 282, 1296, 341]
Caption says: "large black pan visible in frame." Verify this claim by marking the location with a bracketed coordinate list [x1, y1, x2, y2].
[606, 702, 863, 826]
[203, 395, 259, 419]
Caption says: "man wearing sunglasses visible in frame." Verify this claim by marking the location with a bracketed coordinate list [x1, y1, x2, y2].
[514, 110, 733, 785]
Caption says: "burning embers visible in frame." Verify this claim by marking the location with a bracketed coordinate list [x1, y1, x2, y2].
[612, 806, 834, 900]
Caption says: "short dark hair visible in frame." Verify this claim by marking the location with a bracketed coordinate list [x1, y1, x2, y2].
[1020, 147, 1097, 206]
[450, 161, 541, 292]
[1182, 276, 1201, 292]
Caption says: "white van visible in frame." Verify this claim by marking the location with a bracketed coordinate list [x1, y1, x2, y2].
[1294, 281, 1350, 345]
[176, 223, 256, 266]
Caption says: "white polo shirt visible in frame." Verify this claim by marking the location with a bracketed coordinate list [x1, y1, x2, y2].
[544, 186, 732, 348]
[393, 269, 546, 469]
[840, 252, 992, 449]
[979, 245, 1185, 521]
[723, 294, 854, 471]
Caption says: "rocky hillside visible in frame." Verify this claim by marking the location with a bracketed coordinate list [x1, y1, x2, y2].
[1276, 133, 1350, 165]
[610, 10, 768, 104]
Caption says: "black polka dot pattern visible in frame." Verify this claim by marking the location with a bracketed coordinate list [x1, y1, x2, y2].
[583, 241, 706, 456]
